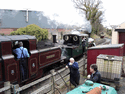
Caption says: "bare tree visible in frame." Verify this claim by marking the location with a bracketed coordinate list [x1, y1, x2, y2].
[72, 0, 104, 35]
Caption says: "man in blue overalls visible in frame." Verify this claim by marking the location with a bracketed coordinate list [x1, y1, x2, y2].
[66, 58, 80, 87]
[13, 41, 30, 81]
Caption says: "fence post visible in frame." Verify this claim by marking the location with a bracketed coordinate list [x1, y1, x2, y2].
[4, 81, 11, 94]
[83, 55, 86, 76]
[50, 69, 55, 94]
[13, 84, 20, 94]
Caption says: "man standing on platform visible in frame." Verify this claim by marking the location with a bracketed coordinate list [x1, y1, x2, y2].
[66, 58, 80, 87]
[13, 41, 30, 81]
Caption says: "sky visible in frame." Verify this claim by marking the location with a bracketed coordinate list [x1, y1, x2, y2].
[0, 0, 125, 28]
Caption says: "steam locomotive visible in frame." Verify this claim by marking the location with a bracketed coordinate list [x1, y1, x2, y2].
[0, 33, 91, 87]
[62, 33, 89, 58]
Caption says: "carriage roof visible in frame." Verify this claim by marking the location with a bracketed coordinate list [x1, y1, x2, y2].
[88, 44, 124, 49]
[0, 35, 36, 42]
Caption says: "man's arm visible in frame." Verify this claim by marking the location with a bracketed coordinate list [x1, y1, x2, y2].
[90, 75, 99, 82]
[25, 48, 30, 57]
[65, 62, 70, 68]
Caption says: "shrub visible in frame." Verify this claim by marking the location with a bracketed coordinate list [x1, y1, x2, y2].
[107, 29, 112, 36]
[10, 24, 48, 41]
[0, 33, 5, 36]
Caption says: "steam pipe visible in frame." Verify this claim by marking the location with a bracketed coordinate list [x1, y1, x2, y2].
[26, 9, 28, 23]
[53, 35, 57, 43]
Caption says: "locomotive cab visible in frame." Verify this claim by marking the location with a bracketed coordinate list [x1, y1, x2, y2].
[63, 34, 80, 46]
[8, 35, 38, 83]
[12, 40, 31, 59]
[0, 35, 39, 85]
[63, 34, 88, 58]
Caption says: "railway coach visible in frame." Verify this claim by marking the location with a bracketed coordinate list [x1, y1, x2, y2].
[0, 35, 65, 87]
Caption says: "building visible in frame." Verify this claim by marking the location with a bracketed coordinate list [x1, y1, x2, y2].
[111, 22, 125, 44]
[0, 9, 72, 35]
[112, 22, 125, 55]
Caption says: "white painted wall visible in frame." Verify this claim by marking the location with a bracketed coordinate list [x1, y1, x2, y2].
[112, 29, 118, 44]
[111, 22, 125, 44]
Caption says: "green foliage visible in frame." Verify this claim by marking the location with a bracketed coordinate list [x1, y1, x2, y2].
[10, 24, 48, 41]
[107, 29, 112, 36]
[0, 33, 5, 36]
[73, 0, 104, 35]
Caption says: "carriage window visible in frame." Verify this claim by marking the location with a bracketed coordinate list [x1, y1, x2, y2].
[12, 41, 29, 50]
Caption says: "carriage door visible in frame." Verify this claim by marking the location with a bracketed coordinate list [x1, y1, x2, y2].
[21, 40, 38, 79]
[119, 32, 125, 55]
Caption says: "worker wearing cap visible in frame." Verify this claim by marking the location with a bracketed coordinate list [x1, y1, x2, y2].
[66, 58, 80, 87]
[87, 64, 101, 83]
[13, 41, 30, 81]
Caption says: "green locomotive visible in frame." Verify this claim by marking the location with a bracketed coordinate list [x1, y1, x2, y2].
[62, 33, 89, 59]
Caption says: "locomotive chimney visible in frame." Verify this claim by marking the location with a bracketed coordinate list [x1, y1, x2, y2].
[53, 35, 57, 43]
[88, 33, 91, 38]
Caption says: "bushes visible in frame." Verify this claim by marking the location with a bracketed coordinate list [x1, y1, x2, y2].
[107, 29, 112, 36]
[0, 33, 5, 36]
[10, 24, 48, 41]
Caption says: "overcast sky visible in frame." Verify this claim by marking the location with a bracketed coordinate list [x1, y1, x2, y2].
[0, 0, 125, 28]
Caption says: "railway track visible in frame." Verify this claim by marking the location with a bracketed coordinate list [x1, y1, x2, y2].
[42, 54, 85, 77]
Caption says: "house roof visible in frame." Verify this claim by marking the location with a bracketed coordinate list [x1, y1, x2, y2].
[115, 29, 125, 32]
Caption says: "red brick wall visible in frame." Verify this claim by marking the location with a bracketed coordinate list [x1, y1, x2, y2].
[0, 28, 71, 35]
[47, 28, 71, 32]
[0, 28, 18, 35]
